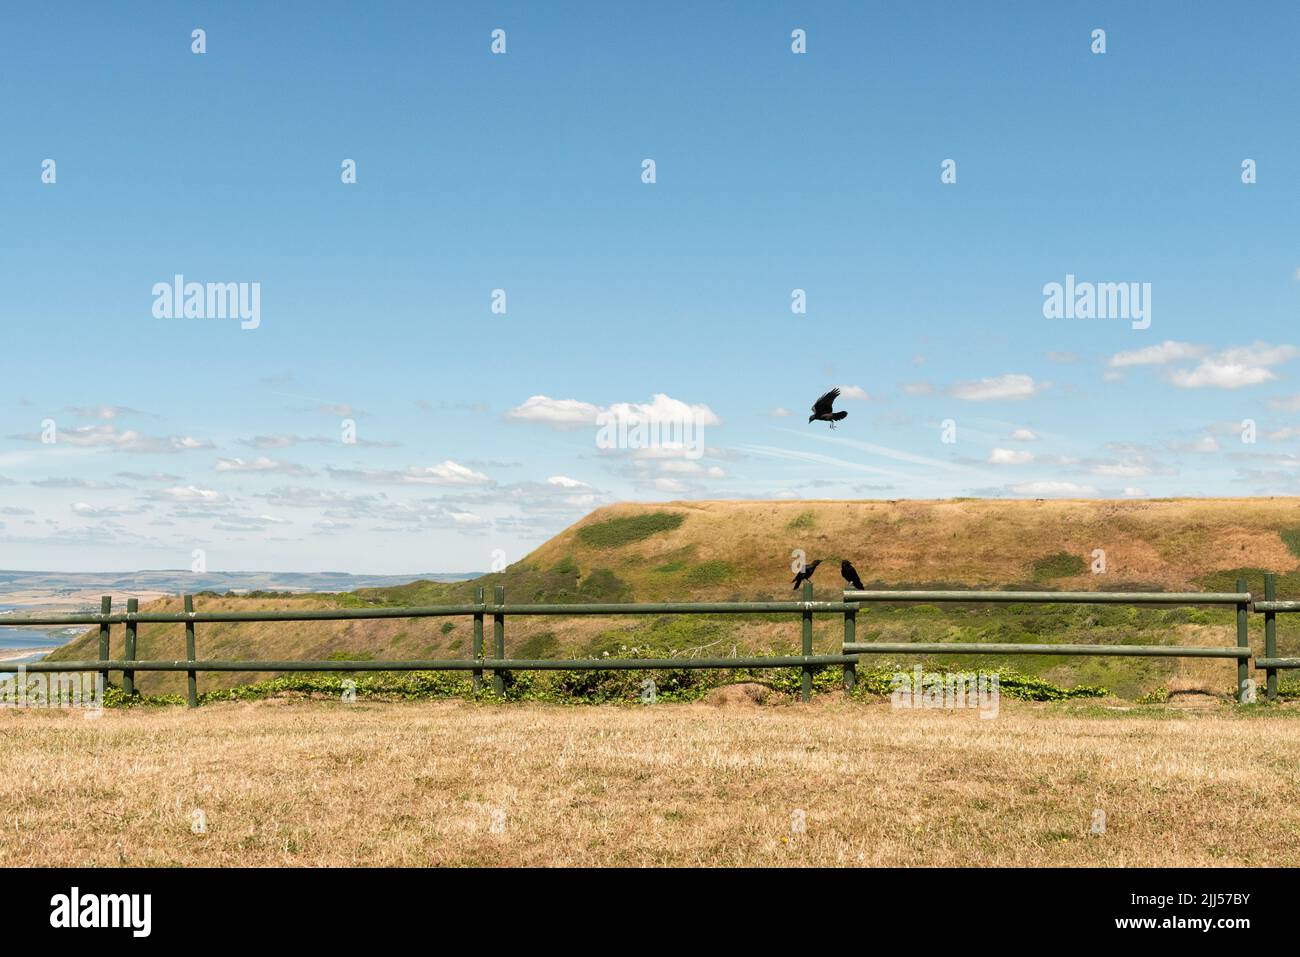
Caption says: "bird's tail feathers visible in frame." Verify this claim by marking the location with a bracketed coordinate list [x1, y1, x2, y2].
[831, 411, 848, 421]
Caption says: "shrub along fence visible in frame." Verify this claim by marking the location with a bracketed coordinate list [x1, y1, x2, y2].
[0, 573, 1294, 708]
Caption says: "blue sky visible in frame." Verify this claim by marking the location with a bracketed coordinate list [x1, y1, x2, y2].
[2, 1, 1298, 573]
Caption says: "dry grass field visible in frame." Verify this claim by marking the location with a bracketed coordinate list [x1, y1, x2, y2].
[3, 694, 1298, 867]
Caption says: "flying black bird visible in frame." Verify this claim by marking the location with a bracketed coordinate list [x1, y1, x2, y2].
[841, 559, 864, 591]
[809, 388, 847, 429]
[792, 558, 822, 590]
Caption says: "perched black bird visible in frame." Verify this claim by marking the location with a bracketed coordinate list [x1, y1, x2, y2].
[809, 388, 848, 429]
[792, 558, 822, 591]
[841, 559, 864, 591]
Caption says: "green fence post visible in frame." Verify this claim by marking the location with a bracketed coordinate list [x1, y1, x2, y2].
[123, 597, 138, 696]
[492, 585, 506, 695]
[801, 581, 813, 702]
[472, 585, 485, 693]
[1265, 573, 1277, 702]
[843, 605, 857, 691]
[1236, 577, 1249, 704]
[184, 594, 198, 708]
[97, 596, 111, 689]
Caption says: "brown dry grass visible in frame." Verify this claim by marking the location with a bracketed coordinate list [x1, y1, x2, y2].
[3, 696, 1298, 867]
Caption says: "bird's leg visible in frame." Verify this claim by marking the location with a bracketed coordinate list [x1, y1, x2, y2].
[829, 421, 836, 430]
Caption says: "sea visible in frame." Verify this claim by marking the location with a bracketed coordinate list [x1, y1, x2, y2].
[0, 605, 83, 663]
[0, 570, 482, 664]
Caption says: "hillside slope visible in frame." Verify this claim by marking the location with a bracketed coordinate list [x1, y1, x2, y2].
[49, 498, 1300, 697]
[491, 497, 1300, 598]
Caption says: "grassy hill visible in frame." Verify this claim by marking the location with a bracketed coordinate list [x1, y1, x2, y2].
[49, 498, 1300, 698]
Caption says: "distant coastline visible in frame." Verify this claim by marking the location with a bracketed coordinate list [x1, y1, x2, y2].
[0, 569, 479, 658]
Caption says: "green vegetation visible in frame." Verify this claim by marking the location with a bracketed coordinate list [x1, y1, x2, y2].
[436, 561, 634, 604]
[576, 511, 684, 548]
[1031, 552, 1085, 581]
[515, 630, 559, 659]
[1193, 566, 1300, 595]
[682, 560, 736, 587]
[787, 511, 816, 531]
[1280, 527, 1300, 560]
[653, 560, 688, 574]
[94, 656, 1107, 709]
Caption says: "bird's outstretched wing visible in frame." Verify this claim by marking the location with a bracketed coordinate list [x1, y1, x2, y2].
[811, 388, 840, 416]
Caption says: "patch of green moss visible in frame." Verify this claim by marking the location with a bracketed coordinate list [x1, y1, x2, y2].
[653, 560, 688, 574]
[787, 511, 816, 531]
[683, 560, 736, 587]
[1031, 552, 1086, 581]
[515, 631, 559, 659]
[1280, 528, 1300, 560]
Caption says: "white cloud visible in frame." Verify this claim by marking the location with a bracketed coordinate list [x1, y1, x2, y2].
[1169, 343, 1299, 390]
[653, 477, 687, 492]
[215, 457, 313, 475]
[6, 424, 212, 454]
[1090, 462, 1152, 477]
[988, 448, 1034, 465]
[154, 485, 224, 502]
[214, 514, 292, 530]
[769, 407, 792, 418]
[1010, 428, 1038, 441]
[1108, 340, 1207, 368]
[327, 460, 492, 486]
[505, 395, 601, 428]
[1008, 481, 1098, 497]
[505, 393, 720, 435]
[547, 475, 590, 489]
[71, 502, 146, 517]
[601, 394, 721, 428]
[1124, 487, 1148, 497]
[64, 405, 144, 420]
[418, 461, 491, 485]
[839, 385, 871, 401]
[241, 434, 334, 449]
[949, 374, 1041, 402]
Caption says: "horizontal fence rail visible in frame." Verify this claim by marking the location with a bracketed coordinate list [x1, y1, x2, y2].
[0, 573, 1295, 706]
[843, 643, 1252, 658]
[842, 590, 1251, 605]
[11, 655, 858, 673]
[0, 600, 859, 626]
